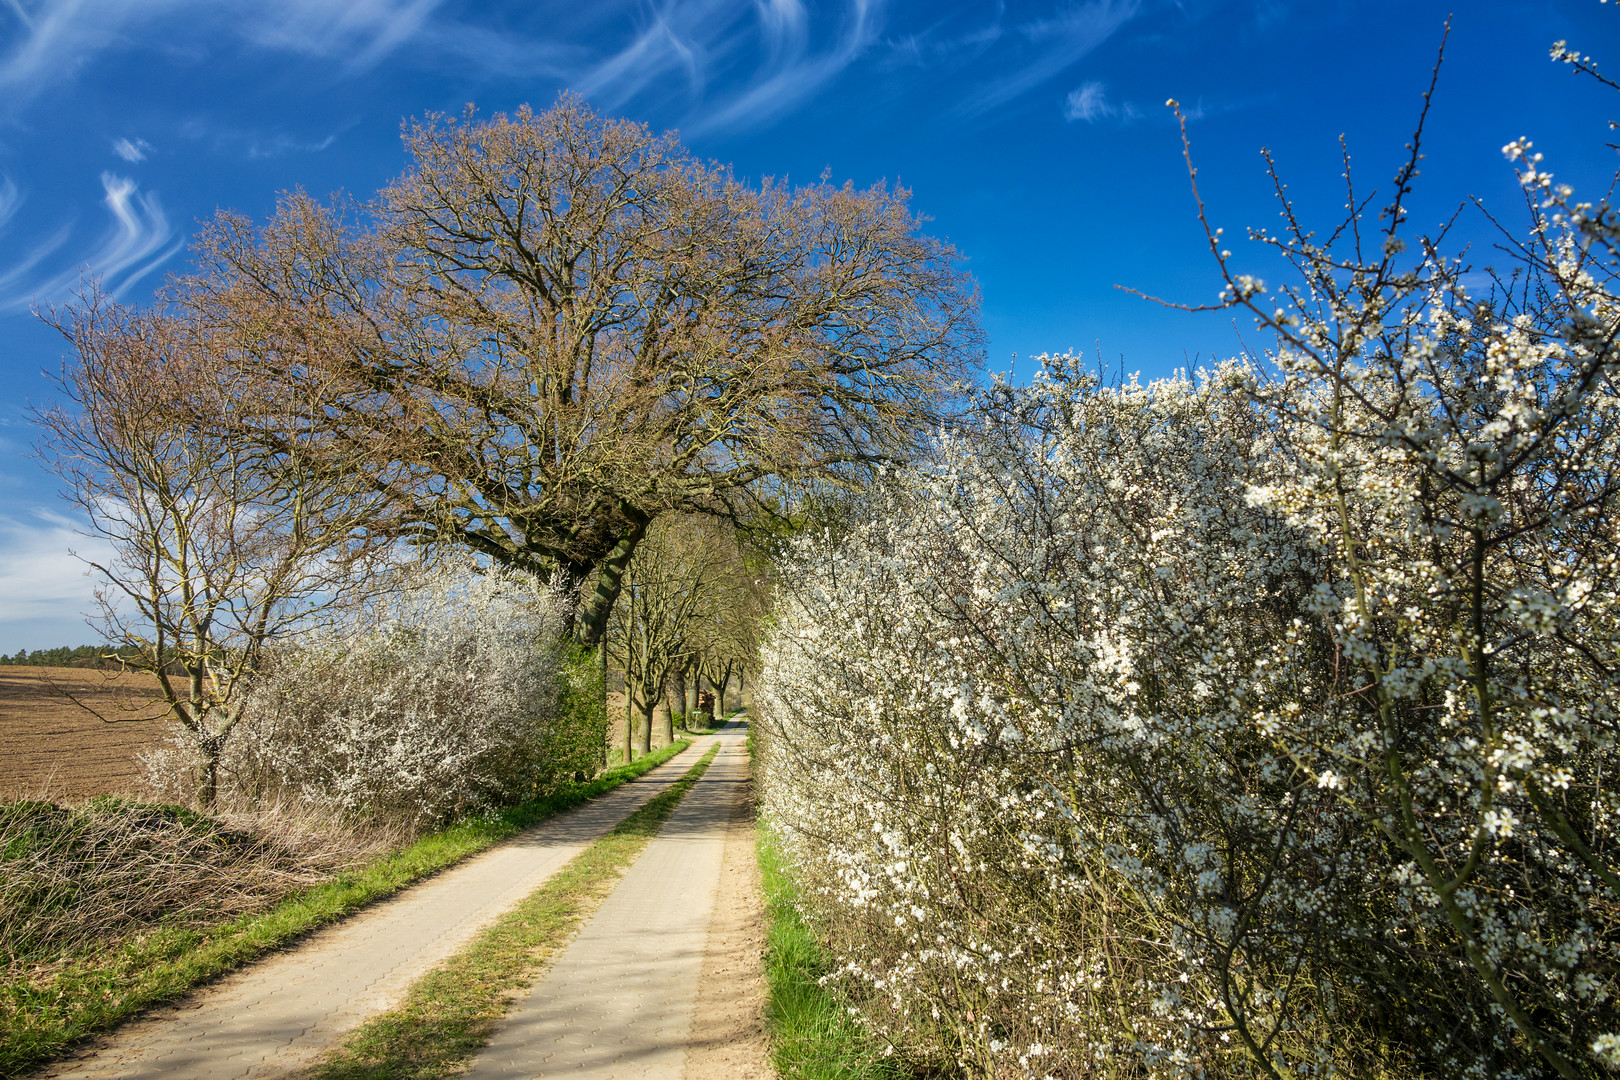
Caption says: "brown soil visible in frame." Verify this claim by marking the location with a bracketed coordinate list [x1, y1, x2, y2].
[684, 770, 771, 1079]
[0, 667, 171, 800]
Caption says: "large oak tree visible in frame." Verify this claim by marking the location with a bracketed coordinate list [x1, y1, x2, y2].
[181, 95, 982, 641]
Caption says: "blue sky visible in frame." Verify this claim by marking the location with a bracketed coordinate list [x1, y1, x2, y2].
[0, 0, 1614, 651]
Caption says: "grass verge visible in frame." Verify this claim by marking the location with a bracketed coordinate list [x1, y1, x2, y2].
[757, 823, 903, 1080]
[0, 738, 696, 1077]
[678, 707, 747, 737]
[300, 743, 721, 1080]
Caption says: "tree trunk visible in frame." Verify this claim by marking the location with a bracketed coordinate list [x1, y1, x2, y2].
[599, 642, 609, 769]
[198, 744, 220, 808]
[656, 698, 673, 746]
[665, 677, 681, 729]
[685, 672, 699, 725]
[671, 669, 688, 727]
[623, 685, 634, 764]
[575, 511, 649, 645]
[637, 697, 654, 756]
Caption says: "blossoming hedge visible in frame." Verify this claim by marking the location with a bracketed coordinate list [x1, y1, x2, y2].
[221, 562, 578, 826]
[757, 132, 1620, 1075]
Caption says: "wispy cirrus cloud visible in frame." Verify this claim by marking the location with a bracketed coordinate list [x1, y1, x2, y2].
[955, 0, 1140, 119]
[0, 225, 73, 307]
[688, 0, 882, 134]
[0, 507, 112, 630]
[0, 0, 448, 110]
[757, 0, 810, 60]
[245, 132, 336, 159]
[0, 173, 19, 229]
[111, 136, 151, 162]
[1064, 79, 1248, 126]
[572, 0, 730, 109]
[0, 0, 181, 111]
[882, 7, 1003, 70]
[0, 172, 182, 313]
[560, 0, 882, 134]
[412, 20, 582, 81]
[1063, 77, 1148, 122]
[239, 0, 444, 71]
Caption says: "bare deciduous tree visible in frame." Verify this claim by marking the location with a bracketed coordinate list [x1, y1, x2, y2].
[179, 94, 982, 642]
[36, 294, 389, 806]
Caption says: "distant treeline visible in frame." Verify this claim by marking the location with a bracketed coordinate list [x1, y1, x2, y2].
[0, 646, 120, 668]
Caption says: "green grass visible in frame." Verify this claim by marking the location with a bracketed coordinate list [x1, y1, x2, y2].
[302, 743, 721, 1080]
[758, 821, 903, 1078]
[676, 707, 747, 736]
[0, 739, 694, 1078]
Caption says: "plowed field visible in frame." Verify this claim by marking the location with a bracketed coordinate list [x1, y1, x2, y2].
[0, 666, 171, 800]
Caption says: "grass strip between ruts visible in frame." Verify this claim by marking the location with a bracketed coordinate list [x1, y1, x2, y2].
[297, 742, 721, 1080]
[0, 738, 696, 1078]
[757, 821, 904, 1080]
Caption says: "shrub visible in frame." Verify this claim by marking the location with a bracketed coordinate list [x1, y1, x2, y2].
[757, 63, 1620, 1077]
[188, 562, 574, 828]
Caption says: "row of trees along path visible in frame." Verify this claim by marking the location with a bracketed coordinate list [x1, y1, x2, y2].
[38, 93, 980, 804]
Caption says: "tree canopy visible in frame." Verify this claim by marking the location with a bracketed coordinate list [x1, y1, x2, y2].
[179, 95, 982, 640]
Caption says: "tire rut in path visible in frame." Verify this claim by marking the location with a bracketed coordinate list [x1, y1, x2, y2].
[460, 721, 760, 1080]
[36, 739, 719, 1080]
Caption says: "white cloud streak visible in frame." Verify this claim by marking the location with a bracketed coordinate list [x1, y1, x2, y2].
[0, 173, 19, 229]
[0, 0, 448, 109]
[240, 0, 444, 71]
[572, 1, 726, 108]
[756, 0, 809, 60]
[0, 507, 110, 627]
[882, 9, 1003, 70]
[1064, 78, 1111, 121]
[412, 21, 581, 80]
[688, 0, 881, 134]
[1, 0, 33, 28]
[0, 0, 182, 110]
[0, 225, 73, 305]
[956, 0, 1139, 119]
[111, 136, 151, 162]
[0, 172, 182, 313]
[1062, 77, 1147, 123]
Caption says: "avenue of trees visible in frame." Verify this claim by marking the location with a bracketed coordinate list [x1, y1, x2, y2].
[35, 96, 980, 809]
[608, 512, 768, 760]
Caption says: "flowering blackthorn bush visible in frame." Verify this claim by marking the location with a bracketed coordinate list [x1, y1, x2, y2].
[758, 52, 1620, 1079]
[197, 561, 574, 827]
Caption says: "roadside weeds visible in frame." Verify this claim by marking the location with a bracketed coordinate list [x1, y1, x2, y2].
[757, 824, 904, 1080]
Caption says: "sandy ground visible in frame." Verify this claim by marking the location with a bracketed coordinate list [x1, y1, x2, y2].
[0, 666, 170, 800]
[684, 769, 771, 1078]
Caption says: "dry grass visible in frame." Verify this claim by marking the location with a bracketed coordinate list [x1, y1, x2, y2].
[0, 797, 386, 975]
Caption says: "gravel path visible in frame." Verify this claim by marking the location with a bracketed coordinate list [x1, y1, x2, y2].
[461, 721, 759, 1080]
[37, 738, 718, 1080]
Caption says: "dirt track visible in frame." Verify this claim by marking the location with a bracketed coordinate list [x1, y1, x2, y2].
[462, 723, 761, 1080]
[38, 731, 763, 1080]
[0, 666, 170, 800]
